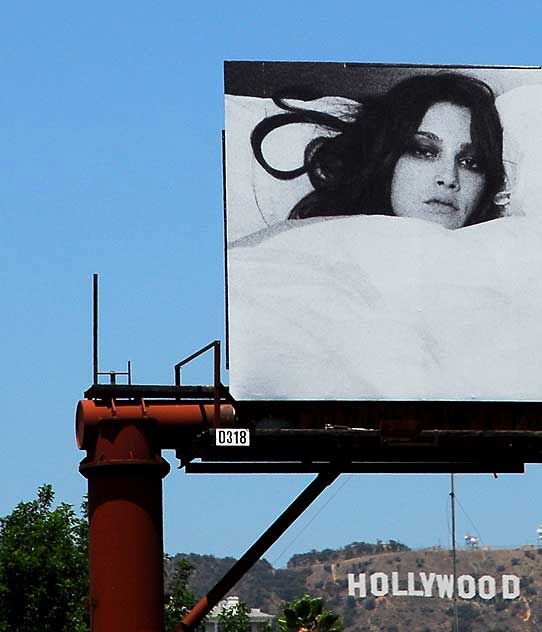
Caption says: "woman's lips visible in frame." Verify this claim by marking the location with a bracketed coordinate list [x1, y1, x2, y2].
[424, 198, 459, 213]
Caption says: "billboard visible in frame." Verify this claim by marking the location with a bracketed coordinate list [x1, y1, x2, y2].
[224, 62, 542, 402]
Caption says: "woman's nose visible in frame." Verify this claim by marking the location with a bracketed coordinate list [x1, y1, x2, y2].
[435, 159, 459, 190]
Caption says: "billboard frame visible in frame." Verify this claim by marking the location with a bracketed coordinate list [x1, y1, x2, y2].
[224, 60, 542, 404]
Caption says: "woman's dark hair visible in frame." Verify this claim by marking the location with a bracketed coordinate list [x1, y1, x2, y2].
[250, 73, 506, 226]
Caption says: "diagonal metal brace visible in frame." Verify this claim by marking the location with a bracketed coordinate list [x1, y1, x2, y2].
[174, 470, 340, 632]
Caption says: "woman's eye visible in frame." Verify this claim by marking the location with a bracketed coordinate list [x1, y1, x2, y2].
[406, 145, 438, 159]
[414, 148, 437, 158]
[459, 156, 481, 171]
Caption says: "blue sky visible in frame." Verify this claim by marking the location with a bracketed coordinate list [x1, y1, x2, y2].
[2, 0, 542, 565]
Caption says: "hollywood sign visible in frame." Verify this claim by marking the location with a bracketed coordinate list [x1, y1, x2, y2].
[347, 572, 521, 600]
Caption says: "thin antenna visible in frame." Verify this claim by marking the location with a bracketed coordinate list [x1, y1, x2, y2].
[450, 473, 459, 632]
[93, 273, 99, 385]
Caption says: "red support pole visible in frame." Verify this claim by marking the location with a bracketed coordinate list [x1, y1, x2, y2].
[80, 419, 170, 632]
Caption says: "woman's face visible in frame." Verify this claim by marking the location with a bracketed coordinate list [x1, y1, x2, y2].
[390, 102, 486, 230]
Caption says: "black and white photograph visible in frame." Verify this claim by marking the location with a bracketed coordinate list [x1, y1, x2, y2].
[225, 62, 542, 401]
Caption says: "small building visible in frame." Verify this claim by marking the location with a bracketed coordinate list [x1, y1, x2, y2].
[205, 596, 274, 632]
[464, 535, 480, 548]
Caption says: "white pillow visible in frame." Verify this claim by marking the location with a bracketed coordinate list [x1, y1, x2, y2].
[497, 85, 542, 219]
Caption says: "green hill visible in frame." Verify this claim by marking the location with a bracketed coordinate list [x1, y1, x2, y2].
[168, 542, 541, 632]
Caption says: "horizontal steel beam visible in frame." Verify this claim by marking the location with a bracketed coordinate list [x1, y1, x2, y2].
[184, 461, 525, 474]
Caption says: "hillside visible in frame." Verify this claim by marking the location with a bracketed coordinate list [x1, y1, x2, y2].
[169, 541, 542, 632]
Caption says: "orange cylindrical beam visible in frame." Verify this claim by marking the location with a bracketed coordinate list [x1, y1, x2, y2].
[80, 420, 170, 632]
[76, 399, 235, 449]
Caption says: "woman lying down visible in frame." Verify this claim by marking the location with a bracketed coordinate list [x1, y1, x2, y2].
[250, 72, 508, 230]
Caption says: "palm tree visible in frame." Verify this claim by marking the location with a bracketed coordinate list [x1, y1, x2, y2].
[279, 596, 343, 632]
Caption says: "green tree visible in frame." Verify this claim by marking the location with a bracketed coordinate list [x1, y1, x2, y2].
[279, 595, 343, 632]
[217, 600, 250, 632]
[0, 484, 89, 632]
[164, 556, 197, 631]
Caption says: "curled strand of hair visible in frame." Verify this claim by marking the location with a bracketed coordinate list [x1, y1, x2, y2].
[250, 113, 310, 180]
[251, 93, 351, 181]
[272, 88, 351, 132]
[271, 86, 328, 109]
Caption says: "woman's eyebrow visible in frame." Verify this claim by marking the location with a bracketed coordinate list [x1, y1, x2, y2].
[414, 131, 440, 143]
[415, 133, 477, 154]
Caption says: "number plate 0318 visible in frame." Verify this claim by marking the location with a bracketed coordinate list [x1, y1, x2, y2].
[215, 429, 250, 447]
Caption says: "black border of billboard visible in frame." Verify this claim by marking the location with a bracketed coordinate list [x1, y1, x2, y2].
[224, 60, 540, 98]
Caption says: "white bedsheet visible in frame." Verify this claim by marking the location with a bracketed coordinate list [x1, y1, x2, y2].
[229, 215, 542, 400]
